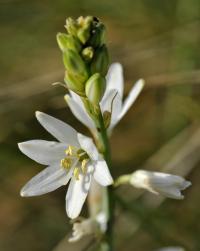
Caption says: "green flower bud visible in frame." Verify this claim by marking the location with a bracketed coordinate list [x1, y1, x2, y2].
[77, 16, 93, 27]
[82, 47, 94, 62]
[85, 73, 106, 105]
[63, 48, 89, 82]
[90, 45, 109, 76]
[77, 16, 94, 44]
[65, 17, 78, 36]
[64, 71, 85, 96]
[56, 33, 81, 52]
[77, 27, 90, 44]
[89, 23, 105, 48]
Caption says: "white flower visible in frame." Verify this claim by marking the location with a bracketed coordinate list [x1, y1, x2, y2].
[156, 247, 185, 251]
[68, 212, 107, 242]
[130, 170, 191, 199]
[18, 111, 113, 219]
[65, 63, 144, 132]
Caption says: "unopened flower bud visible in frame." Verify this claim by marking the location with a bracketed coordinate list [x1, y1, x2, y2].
[90, 45, 109, 76]
[65, 17, 78, 36]
[130, 170, 191, 199]
[82, 46, 94, 62]
[63, 48, 89, 82]
[56, 33, 81, 52]
[77, 16, 93, 44]
[64, 71, 85, 96]
[89, 23, 106, 48]
[83, 16, 94, 26]
[77, 28, 90, 44]
[85, 73, 106, 105]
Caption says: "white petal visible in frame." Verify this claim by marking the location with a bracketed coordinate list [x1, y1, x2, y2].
[65, 94, 95, 131]
[18, 140, 67, 165]
[100, 89, 118, 113]
[119, 79, 145, 121]
[109, 92, 122, 130]
[77, 133, 98, 161]
[36, 111, 79, 147]
[66, 165, 93, 219]
[94, 159, 113, 186]
[20, 164, 73, 197]
[105, 63, 124, 97]
[69, 90, 85, 109]
[157, 187, 184, 200]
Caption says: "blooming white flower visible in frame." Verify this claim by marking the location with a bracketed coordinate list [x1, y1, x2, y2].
[18, 111, 113, 219]
[156, 247, 185, 251]
[65, 63, 145, 132]
[68, 212, 107, 242]
[130, 170, 191, 199]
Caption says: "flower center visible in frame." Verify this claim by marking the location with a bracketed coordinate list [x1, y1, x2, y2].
[60, 145, 89, 180]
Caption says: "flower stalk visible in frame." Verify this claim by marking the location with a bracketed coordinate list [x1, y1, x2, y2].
[95, 106, 115, 251]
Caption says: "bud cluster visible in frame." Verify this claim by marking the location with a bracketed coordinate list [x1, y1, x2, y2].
[57, 16, 109, 105]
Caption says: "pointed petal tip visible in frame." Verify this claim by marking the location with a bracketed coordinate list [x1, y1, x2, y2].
[18, 142, 27, 152]
[35, 110, 42, 116]
[183, 180, 192, 189]
[20, 188, 27, 197]
[136, 78, 145, 87]
[18, 142, 23, 148]
[35, 111, 44, 120]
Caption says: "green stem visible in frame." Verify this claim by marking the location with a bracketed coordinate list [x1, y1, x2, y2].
[96, 106, 115, 251]
[82, 99, 115, 251]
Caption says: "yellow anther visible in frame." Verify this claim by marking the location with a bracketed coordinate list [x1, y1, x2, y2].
[73, 167, 80, 180]
[65, 146, 74, 156]
[60, 158, 71, 170]
[81, 159, 88, 174]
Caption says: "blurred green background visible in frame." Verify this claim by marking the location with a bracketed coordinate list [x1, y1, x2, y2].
[1, 0, 200, 250]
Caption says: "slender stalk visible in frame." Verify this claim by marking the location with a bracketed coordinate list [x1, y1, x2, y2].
[96, 106, 115, 251]
[82, 100, 115, 251]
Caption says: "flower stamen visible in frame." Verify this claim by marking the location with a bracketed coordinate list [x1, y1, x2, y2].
[60, 157, 72, 170]
[61, 146, 90, 180]
[66, 145, 77, 156]
[74, 167, 80, 180]
[81, 159, 88, 174]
